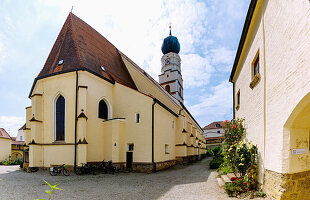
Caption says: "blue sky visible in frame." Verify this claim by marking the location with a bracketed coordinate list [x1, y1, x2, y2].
[0, 0, 250, 136]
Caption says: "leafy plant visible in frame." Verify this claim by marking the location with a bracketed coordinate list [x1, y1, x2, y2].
[212, 146, 222, 157]
[206, 148, 214, 157]
[217, 161, 233, 174]
[222, 119, 258, 194]
[209, 156, 224, 169]
[224, 177, 250, 197]
[258, 191, 266, 197]
[37, 180, 62, 200]
[0, 158, 23, 166]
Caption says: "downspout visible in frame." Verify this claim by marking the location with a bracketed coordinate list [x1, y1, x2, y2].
[232, 82, 235, 119]
[152, 100, 157, 172]
[74, 70, 78, 173]
[262, 7, 267, 183]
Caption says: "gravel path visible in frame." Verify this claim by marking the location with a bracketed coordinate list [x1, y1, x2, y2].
[0, 159, 266, 200]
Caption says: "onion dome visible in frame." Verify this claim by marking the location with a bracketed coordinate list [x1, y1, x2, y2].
[161, 27, 180, 54]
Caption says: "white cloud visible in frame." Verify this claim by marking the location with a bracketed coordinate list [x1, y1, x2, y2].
[188, 81, 233, 126]
[182, 53, 215, 88]
[0, 116, 25, 137]
[210, 47, 235, 66]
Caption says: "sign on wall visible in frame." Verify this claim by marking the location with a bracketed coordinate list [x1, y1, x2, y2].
[291, 149, 307, 155]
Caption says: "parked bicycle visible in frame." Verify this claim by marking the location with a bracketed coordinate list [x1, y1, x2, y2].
[76, 163, 96, 175]
[99, 160, 116, 174]
[49, 164, 70, 176]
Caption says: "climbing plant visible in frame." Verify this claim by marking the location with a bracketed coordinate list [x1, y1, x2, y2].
[222, 119, 258, 194]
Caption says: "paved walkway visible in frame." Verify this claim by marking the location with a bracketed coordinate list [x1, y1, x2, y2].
[0, 159, 261, 200]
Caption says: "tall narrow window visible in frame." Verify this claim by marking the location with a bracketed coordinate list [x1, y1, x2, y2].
[253, 55, 259, 76]
[165, 144, 169, 154]
[165, 85, 170, 93]
[56, 95, 65, 141]
[98, 100, 108, 120]
[236, 90, 240, 111]
[135, 113, 140, 123]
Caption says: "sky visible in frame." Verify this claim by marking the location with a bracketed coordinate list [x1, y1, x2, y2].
[0, 0, 250, 136]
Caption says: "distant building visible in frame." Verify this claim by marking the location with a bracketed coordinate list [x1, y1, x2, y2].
[0, 128, 11, 161]
[203, 121, 224, 147]
[10, 124, 26, 161]
[16, 124, 26, 142]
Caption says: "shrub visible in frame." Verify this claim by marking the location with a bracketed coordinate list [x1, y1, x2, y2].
[206, 148, 214, 157]
[217, 161, 233, 174]
[209, 156, 224, 169]
[212, 146, 222, 157]
[222, 119, 258, 194]
[224, 177, 250, 197]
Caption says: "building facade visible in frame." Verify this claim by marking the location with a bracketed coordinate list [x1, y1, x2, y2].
[203, 121, 224, 147]
[24, 13, 206, 173]
[0, 128, 11, 161]
[230, 0, 310, 199]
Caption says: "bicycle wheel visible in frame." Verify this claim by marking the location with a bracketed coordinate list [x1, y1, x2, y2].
[62, 168, 70, 176]
[49, 167, 57, 176]
[75, 168, 83, 175]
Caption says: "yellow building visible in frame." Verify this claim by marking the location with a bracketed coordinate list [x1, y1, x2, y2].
[0, 128, 11, 161]
[11, 138, 25, 161]
[24, 13, 206, 173]
[230, 0, 310, 199]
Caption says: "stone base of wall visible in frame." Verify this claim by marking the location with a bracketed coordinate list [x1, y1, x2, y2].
[156, 160, 176, 171]
[132, 163, 154, 173]
[131, 160, 177, 173]
[264, 169, 310, 200]
[176, 155, 204, 165]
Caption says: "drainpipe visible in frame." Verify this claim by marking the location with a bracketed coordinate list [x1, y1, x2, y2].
[232, 82, 235, 119]
[152, 100, 157, 173]
[74, 70, 78, 173]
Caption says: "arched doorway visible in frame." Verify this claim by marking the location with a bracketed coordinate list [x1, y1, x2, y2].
[283, 92, 310, 173]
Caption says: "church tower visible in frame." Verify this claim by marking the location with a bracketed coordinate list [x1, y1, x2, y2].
[159, 26, 183, 103]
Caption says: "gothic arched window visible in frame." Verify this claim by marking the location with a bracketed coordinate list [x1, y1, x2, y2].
[56, 95, 65, 141]
[165, 85, 170, 93]
[99, 100, 108, 120]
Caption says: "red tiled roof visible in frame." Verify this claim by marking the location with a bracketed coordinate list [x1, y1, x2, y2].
[0, 128, 11, 139]
[12, 140, 25, 145]
[18, 123, 26, 130]
[203, 121, 224, 130]
[206, 136, 224, 141]
[35, 12, 137, 91]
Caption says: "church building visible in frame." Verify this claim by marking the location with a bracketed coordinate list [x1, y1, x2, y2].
[24, 13, 206, 172]
[230, 0, 310, 199]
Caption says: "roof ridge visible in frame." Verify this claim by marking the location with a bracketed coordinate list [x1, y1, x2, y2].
[118, 50, 180, 106]
[69, 12, 85, 69]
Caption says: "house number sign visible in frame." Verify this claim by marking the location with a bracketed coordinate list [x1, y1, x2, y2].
[292, 149, 307, 155]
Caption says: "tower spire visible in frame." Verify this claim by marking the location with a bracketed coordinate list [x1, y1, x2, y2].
[169, 22, 171, 36]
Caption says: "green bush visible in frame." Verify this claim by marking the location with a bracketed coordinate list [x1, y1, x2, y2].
[209, 156, 224, 169]
[217, 161, 233, 174]
[206, 148, 214, 157]
[212, 146, 222, 157]
[0, 158, 23, 166]
[224, 177, 249, 197]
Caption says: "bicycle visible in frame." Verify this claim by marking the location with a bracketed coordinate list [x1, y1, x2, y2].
[49, 164, 70, 176]
[99, 160, 116, 174]
[76, 163, 96, 175]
